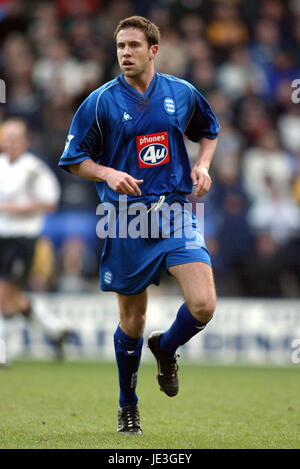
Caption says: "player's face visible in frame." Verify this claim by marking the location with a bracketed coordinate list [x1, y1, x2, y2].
[0, 121, 29, 160]
[116, 28, 157, 79]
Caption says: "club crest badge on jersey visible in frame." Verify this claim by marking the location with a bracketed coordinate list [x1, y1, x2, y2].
[136, 132, 170, 168]
[163, 97, 176, 115]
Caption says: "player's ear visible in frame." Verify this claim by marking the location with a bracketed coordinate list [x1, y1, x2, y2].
[149, 44, 158, 60]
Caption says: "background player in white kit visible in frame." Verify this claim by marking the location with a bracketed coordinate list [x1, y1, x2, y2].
[0, 117, 70, 360]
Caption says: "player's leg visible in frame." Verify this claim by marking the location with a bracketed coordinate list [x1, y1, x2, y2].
[0, 280, 29, 316]
[114, 290, 147, 435]
[0, 274, 32, 364]
[0, 279, 71, 360]
[0, 236, 36, 320]
[160, 261, 216, 355]
[0, 277, 70, 336]
[148, 261, 216, 396]
[117, 290, 148, 338]
[0, 237, 71, 359]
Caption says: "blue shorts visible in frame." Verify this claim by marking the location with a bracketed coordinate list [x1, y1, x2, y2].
[99, 193, 212, 295]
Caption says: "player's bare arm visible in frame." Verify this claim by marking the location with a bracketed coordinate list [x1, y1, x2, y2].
[0, 201, 57, 215]
[190, 137, 218, 199]
[70, 158, 144, 196]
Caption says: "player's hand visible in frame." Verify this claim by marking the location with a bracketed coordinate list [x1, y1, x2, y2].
[105, 168, 144, 197]
[191, 165, 212, 199]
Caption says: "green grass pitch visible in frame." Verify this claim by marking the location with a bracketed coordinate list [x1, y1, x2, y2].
[0, 361, 299, 449]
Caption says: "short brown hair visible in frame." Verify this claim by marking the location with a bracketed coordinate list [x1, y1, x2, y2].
[1, 116, 29, 136]
[114, 16, 160, 47]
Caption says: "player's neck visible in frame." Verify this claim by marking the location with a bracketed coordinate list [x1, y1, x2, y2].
[123, 69, 155, 96]
[7, 152, 23, 163]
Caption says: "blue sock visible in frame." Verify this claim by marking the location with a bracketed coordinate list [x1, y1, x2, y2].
[160, 303, 208, 357]
[114, 325, 143, 408]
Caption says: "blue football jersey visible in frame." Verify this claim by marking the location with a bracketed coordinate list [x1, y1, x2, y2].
[59, 72, 220, 204]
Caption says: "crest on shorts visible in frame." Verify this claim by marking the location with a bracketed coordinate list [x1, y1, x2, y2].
[103, 270, 113, 285]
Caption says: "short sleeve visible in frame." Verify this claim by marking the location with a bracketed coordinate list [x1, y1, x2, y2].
[31, 162, 61, 205]
[185, 87, 220, 142]
[58, 90, 103, 172]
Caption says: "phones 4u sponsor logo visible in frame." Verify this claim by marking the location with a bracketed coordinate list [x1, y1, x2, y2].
[136, 132, 170, 168]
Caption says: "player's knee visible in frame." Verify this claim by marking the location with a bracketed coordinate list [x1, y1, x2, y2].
[121, 309, 146, 336]
[188, 296, 216, 323]
[131, 311, 146, 330]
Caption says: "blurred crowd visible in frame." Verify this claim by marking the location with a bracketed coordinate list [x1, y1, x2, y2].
[0, 0, 300, 297]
